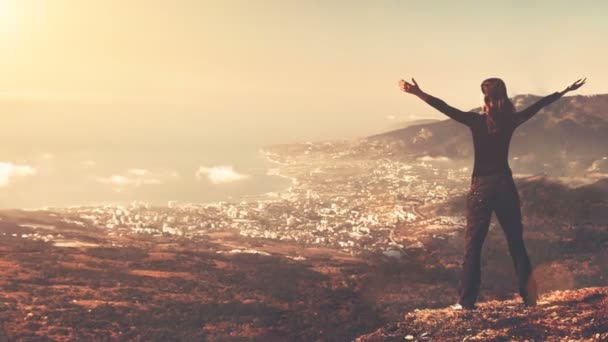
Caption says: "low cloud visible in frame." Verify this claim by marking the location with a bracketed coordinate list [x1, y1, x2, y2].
[0, 162, 37, 186]
[195, 165, 249, 184]
[94, 168, 175, 187]
[417, 155, 451, 162]
[95, 175, 162, 186]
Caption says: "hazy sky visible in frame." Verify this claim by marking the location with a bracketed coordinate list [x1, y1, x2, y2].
[1, 0, 606, 142]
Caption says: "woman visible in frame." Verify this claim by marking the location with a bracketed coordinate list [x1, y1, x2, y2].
[398, 77, 586, 309]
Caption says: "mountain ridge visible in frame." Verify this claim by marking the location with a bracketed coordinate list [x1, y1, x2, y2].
[366, 93, 608, 177]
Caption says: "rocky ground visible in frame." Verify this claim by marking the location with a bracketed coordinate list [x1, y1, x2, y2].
[0, 210, 382, 341]
[0, 198, 606, 341]
[356, 287, 608, 342]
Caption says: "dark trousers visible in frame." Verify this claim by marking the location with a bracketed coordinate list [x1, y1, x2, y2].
[459, 173, 538, 307]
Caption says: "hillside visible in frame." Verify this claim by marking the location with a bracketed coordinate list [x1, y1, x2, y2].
[356, 286, 608, 341]
[380, 118, 441, 132]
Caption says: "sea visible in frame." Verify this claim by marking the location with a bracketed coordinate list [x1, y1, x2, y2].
[0, 108, 384, 209]
[0, 142, 292, 209]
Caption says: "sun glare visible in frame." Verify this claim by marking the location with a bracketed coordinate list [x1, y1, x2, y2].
[0, 0, 18, 34]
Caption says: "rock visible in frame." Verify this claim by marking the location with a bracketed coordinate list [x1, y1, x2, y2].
[355, 287, 608, 342]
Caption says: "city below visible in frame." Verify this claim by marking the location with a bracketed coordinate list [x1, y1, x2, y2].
[1, 138, 606, 341]
[10, 139, 475, 258]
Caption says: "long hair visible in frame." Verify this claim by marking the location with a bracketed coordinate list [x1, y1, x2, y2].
[481, 78, 515, 134]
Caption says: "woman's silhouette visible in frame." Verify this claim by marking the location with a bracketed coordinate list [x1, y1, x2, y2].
[398, 76, 586, 309]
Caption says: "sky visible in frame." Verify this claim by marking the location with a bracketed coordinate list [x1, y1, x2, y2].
[0, 0, 606, 142]
[0, 0, 606, 207]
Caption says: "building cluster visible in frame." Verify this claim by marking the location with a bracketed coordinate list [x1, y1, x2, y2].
[41, 140, 475, 255]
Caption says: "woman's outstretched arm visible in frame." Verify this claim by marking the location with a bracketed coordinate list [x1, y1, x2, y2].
[513, 77, 586, 127]
[399, 78, 477, 127]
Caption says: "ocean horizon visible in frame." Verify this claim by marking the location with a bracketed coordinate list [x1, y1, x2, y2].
[0, 143, 293, 209]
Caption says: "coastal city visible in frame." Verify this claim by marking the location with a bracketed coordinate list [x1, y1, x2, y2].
[17, 139, 473, 256]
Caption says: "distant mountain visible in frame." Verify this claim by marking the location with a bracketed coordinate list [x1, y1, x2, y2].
[382, 118, 441, 131]
[367, 94, 608, 176]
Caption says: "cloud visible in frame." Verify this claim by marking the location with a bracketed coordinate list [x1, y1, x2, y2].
[416, 155, 451, 162]
[0, 162, 37, 186]
[195, 165, 249, 184]
[95, 175, 162, 186]
[94, 168, 174, 187]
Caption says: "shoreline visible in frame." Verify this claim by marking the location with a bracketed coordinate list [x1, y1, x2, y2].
[240, 148, 299, 201]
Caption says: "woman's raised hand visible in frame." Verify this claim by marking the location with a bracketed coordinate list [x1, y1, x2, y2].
[564, 77, 586, 93]
[399, 78, 422, 95]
